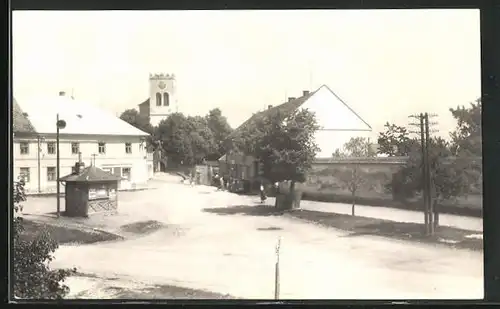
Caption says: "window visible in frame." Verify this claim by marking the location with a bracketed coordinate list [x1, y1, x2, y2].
[71, 142, 80, 154]
[19, 167, 30, 183]
[71, 166, 77, 174]
[125, 142, 132, 154]
[47, 167, 56, 181]
[122, 167, 131, 180]
[20, 142, 29, 155]
[156, 92, 162, 106]
[98, 142, 106, 154]
[163, 92, 170, 106]
[102, 168, 112, 174]
[47, 142, 56, 154]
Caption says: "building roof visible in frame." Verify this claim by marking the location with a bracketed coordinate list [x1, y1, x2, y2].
[59, 165, 123, 182]
[138, 98, 150, 108]
[221, 84, 371, 160]
[228, 89, 317, 140]
[13, 98, 37, 133]
[15, 95, 150, 136]
[228, 84, 371, 140]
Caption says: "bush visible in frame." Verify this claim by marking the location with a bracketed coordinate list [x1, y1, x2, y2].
[13, 178, 76, 299]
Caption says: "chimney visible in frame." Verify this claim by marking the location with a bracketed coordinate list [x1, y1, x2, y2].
[59, 91, 66, 97]
[74, 152, 85, 174]
[303, 90, 310, 96]
[268, 105, 273, 110]
[288, 97, 296, 102]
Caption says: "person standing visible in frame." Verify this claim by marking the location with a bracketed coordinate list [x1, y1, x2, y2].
[260, 182, 267, 203]
[274, 181, 280, 207]
[219, 175, 225, 191]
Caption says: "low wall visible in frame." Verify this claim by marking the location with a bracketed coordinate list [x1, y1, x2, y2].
[306, 157, 409, 194]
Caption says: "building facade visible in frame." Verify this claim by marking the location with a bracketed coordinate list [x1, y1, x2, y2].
[218, 84, 374, 182]
[13, 94, 153, 194]
[138, 73, 178, 127]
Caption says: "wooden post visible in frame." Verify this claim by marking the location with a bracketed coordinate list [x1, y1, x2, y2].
[419, 114, 430, 235]
[274, 237, 281, 300]
[424, 113, 434, 235]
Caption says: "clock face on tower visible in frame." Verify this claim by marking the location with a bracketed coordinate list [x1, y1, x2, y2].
[158, 81, 166, 90]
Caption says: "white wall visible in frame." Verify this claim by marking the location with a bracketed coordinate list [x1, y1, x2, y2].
[14, 134, 150, 193]
[299, 86, 373, 158]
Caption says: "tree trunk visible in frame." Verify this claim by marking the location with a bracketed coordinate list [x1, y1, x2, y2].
[276, 181, 301, 210]
[351, 190, 356, 216]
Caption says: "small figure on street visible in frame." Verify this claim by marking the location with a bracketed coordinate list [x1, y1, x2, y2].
[274, 181, 280, 208]
[260, 182, 267, 203]
[219, 175, 225, 191]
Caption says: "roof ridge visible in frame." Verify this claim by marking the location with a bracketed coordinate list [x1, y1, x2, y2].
[321, 85, 372, 130]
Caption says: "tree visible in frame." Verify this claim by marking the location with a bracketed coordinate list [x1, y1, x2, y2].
[333, 137, 376, 158]
[449, 98, 482, 193]
[157, 113, 217, 167]
[377, 122, 413, 156]
[333, 137, 376, 216]
[393, 136, 470, 206]
[119, 109, 154, 134]
[234, 108, 320, 210]
[205, 108, 233, 160]
[157, 113, 193, 167]
[13, 178, 76, 299]
[187, 115, 217, 165]
[120, 109, 155, 152]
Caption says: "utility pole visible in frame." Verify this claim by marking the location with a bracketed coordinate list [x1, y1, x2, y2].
[409, 113, 438, 236]
[424, 113, 440, 229]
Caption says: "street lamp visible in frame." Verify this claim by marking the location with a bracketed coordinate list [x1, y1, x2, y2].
[56, 114, 66, 217]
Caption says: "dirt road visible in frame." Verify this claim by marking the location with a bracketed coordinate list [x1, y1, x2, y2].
[27, 181, 483, 299]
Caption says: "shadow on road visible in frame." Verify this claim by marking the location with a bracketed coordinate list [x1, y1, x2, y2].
[288, 209, 483, 251]
[202, 205, 285, 217]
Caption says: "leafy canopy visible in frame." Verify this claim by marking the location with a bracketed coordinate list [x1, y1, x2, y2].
[231, 108, 320, 183]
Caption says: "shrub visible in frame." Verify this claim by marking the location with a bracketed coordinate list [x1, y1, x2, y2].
[13, 178, 76, 299]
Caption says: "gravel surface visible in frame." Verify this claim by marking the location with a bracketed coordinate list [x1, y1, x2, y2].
[23, 177, 483, 299]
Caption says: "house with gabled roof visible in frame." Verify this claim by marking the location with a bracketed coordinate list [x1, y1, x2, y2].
[219, 84, 373, 182]
[13, 92, 154, 194]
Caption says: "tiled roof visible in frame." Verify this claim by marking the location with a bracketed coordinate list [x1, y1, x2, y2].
[59, 165, 123, 182]
[228, 89, 317, 140]
[13, 98, 37, 133]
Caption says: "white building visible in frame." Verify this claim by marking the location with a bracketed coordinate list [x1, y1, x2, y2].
[138, 73, 179, 127]
[232, 84, 373, 158]
[13, 93, 154, 194]
[219, 85, 373, 179]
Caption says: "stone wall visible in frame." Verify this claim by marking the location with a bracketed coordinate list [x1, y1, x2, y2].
[305, 157, 409, 196]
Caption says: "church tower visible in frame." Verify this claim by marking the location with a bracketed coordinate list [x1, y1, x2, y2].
[148, 73, 178, 126]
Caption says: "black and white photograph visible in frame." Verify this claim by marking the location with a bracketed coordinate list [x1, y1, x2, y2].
[11, 9, 482, 300]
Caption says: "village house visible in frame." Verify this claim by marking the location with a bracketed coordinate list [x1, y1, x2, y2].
[13, 92, 154, 194]
[218, 84, 373, 182]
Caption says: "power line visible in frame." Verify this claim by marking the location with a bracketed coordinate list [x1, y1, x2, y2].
[408, 112, 439, 236]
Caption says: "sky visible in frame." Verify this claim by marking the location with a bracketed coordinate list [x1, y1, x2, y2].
[12, 9, 480, 140]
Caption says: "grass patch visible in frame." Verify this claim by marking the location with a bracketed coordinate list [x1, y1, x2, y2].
[120, 220, 165, 235]
[109, 284, 235, 299]
[301, 191, 482, 218]
[203, 205, 285, 217]
[20, 219, 123, 245]
[287, 209, 483, 251]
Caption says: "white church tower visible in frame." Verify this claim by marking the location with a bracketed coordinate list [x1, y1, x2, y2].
[148, 73, 178, 127]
